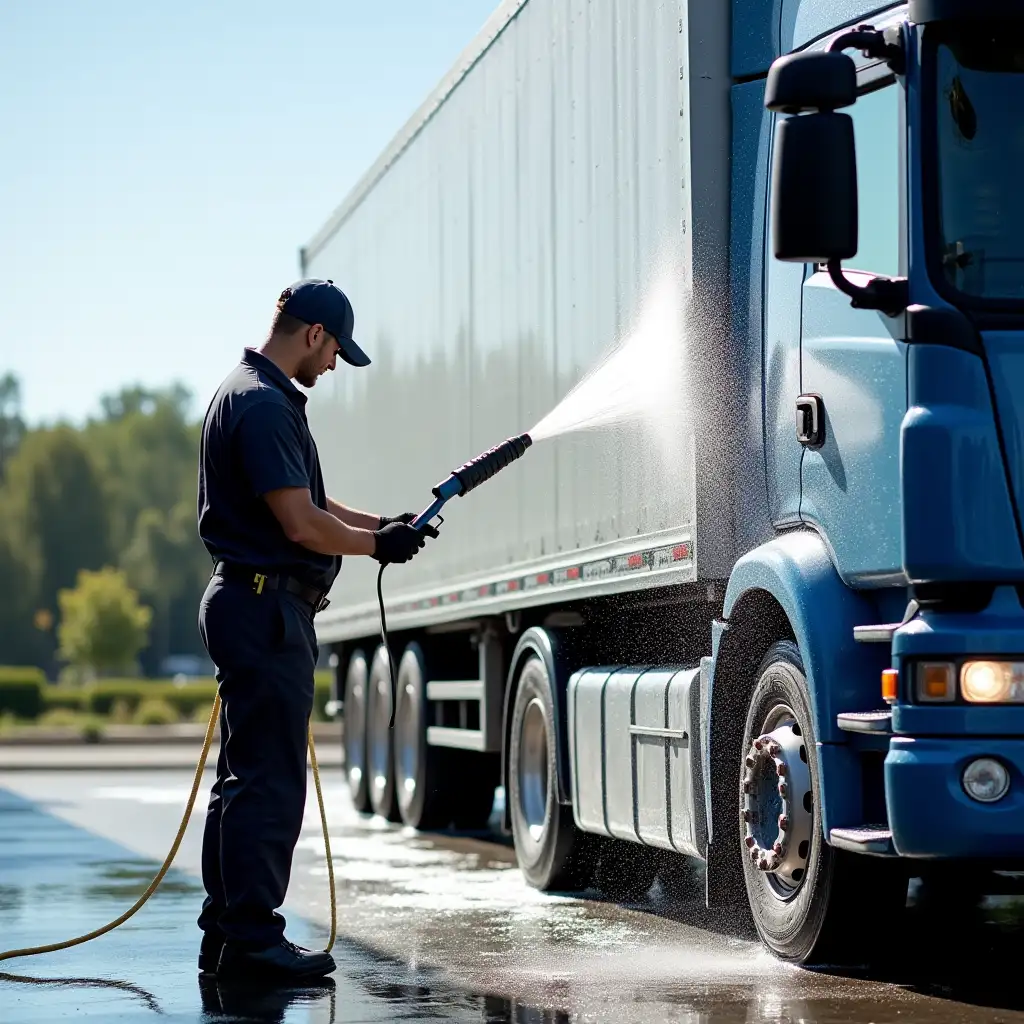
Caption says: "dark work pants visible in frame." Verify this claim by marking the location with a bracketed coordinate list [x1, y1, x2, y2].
[197, 575, 317, 950]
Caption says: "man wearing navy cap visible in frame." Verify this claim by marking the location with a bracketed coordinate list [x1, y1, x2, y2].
[195, 280, 432, 981]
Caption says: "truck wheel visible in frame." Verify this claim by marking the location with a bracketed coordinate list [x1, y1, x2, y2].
[740, 640, 907, 964]
[343, 650, 371, 813]
[367, 645, 402, 823]
[394, 643, 454, 830]
[509, 657, 590, 891]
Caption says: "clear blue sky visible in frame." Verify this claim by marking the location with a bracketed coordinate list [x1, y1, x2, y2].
[0, 0, 498, 425]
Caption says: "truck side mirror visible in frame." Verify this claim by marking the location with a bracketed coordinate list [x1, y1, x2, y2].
[766, 51, 858, 264]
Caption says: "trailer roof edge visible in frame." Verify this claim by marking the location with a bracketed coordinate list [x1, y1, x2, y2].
[302, 0, 531, 263]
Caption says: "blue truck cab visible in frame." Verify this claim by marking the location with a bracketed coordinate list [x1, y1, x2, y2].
[712, 0, 1024, 960]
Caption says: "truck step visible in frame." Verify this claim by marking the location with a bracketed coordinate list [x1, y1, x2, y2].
[836, 710, 892, 734]
[427, 726, 486, 752]
[829, 826, 895, 856]
[853, 623, 899, 643]
[426, 680, 484, 701]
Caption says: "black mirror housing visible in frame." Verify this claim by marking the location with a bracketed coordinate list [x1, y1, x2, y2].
[771, 111, 858, 263]
[765, 51, 857, 114]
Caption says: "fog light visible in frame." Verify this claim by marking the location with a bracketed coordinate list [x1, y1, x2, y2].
[962, 758, 1010, 803]
[961, 661, 1024, 703]
[916, 662, 956, 703]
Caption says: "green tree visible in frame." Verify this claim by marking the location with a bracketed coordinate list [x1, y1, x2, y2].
[4, 428, 111, 670]
[0, 373, 25, 479]
[86, 385, 199, 553]
[57, 567, 152, 679]
[122, 499, 210, 673]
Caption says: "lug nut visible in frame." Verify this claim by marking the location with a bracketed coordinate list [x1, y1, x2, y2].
[776, 762, 787, 777]
[778, 815, 789, 831]
[743, 781, 753, 795]
[743, 809, 757, 824]
[773, 840, 784, 855]
[769, 742, 782, 757]
[778, 783, 788, 798]
[745, 755, 756, 769]
[745, 835, 756, 848]
[753, 738, 763, 751]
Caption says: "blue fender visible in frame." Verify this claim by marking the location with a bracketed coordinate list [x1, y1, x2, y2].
[719, 529, 893, 834]
[500, 627, 573, 830]
[723, 529, 889, 742]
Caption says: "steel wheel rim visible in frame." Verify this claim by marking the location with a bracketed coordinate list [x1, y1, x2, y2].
[346, 670, 366, 791]
[395, 673, 420, 812]
[742, 702, 814, 901]
[517, 697, 549, 843]
[368, 665, 392, 807]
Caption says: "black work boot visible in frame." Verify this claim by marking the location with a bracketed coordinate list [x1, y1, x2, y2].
[216, 939, 336, 980]
[198, 931, 225, 975]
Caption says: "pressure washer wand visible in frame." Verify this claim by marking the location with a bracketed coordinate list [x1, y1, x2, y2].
[380, 433, 534, 728]
[411, 433, 533, 533]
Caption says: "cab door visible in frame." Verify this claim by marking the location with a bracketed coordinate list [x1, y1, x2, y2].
[799, 70, 908, 586]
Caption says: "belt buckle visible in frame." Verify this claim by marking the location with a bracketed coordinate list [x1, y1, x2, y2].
[253, 573, 268, 595]
[316, 595, 330, 614]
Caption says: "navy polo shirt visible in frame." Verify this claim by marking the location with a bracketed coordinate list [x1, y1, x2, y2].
[198, 349, 340, 591]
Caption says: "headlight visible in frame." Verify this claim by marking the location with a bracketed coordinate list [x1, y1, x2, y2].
[961, 661, 1024, 704]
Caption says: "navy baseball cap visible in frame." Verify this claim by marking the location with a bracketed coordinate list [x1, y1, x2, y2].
[277, 279, 371, 368]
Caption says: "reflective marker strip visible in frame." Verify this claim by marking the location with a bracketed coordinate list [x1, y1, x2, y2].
[390, 540, 693, 616]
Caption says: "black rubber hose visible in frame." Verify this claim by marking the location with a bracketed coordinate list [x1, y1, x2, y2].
[377, 563, 398, 730]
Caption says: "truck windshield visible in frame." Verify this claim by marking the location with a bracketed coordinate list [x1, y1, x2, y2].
[932, 26, 1024, 302]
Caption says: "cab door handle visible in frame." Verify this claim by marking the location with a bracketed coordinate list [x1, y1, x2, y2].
[796, 394, 825, 449]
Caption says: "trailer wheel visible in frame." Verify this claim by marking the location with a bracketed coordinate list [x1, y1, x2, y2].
[509, 656, 590, 891]
[740, 641, 907, 964]
[393, 643, 454, 830]
[343, 650, 371, 813]
[367, 645, 402, 823]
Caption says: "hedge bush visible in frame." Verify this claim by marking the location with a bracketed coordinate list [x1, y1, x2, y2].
[42, 688, 90, 713]
[2, 668, 334, 723]
[135, 697, 180, 726]
[0, 667, 46, 719]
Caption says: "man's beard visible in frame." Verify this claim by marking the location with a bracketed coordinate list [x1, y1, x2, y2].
[295, 355, 322, 388]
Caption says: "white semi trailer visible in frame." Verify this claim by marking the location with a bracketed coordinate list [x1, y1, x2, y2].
[302, 0, 735, 860]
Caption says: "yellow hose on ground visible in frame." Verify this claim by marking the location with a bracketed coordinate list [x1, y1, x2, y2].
[0, 694, 337, 963]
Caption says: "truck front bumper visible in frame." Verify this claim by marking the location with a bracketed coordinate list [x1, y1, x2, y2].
[886, 736, 1024, 859]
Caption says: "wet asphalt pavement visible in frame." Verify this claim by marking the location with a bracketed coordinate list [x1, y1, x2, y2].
[2, 761, 1024, 1023]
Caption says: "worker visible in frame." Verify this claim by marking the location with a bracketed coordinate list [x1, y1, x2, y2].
[195, 279, 434, 982]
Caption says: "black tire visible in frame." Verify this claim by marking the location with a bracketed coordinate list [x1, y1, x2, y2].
[509, 657, 591, 891]
[343, 650, 371, 813]
[394, 643, 455, 830]
[740, 640, 907, 964]
[450, 752, 499, 831]
[592, 837, 660, 903]
[367, 645, 402, 823]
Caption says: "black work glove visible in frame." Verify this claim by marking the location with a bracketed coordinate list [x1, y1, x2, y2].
[372, 521, 437, 565]
[377, 512, 417, 530]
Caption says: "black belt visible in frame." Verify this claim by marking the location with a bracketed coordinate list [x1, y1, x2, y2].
[213, 561, 330, 613]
